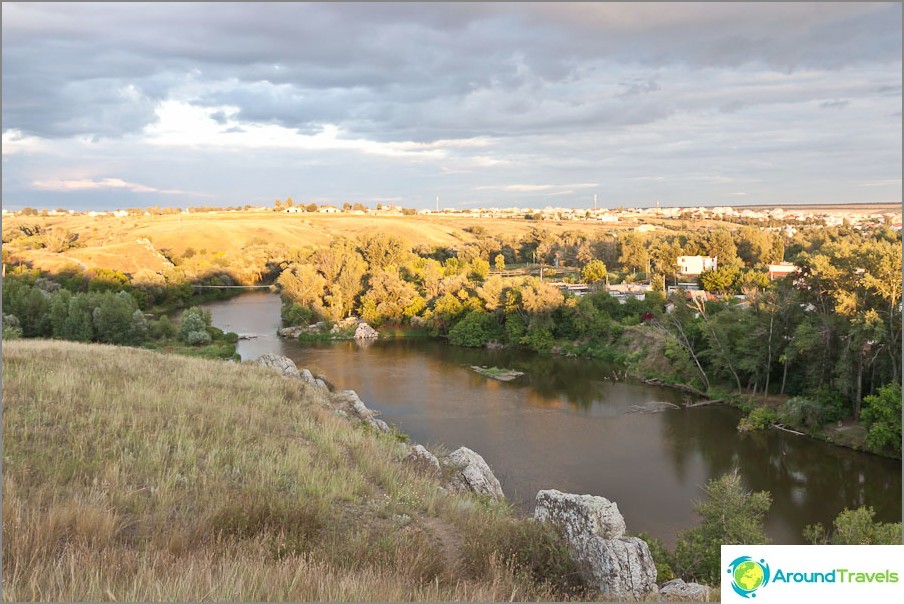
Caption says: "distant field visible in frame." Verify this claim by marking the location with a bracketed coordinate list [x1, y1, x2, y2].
[4, 202, 898, 277]
[3, 212, 641, 275]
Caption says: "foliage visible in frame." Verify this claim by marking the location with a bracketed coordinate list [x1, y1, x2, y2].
[860, 383, 902, 455]
[448, 311, 503, 347]
[737, 406, 777, 432]
[636, 532, 676, 583]
[2, 314, 23, 340]
[580, 259, 607, 284]
[673, 471, 771, 584]
[804, 506, 902, 545]
[179, 306, 213, 346]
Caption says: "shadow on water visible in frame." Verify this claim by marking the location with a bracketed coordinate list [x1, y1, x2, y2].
[204, 293, 902, 545]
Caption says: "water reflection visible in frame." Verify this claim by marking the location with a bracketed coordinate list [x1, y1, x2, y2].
[204, 293, 902, 545]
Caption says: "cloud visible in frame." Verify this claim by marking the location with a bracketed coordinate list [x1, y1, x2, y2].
[31, 177, 208, 197]
[0, 3, 900, 210]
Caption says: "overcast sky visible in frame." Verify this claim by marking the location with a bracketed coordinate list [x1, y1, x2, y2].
[2, 2, 901, 211]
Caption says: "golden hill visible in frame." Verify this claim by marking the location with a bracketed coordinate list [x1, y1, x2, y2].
[1, 339, 583, 601]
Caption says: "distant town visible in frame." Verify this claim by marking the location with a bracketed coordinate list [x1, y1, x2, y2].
[5, 200, 901, 232]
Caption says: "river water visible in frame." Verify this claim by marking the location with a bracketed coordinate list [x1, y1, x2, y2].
[204, 292, 902, 545]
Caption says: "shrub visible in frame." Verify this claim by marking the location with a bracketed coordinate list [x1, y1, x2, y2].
[179, 306, 212, 345]
[738, 406, 777, 432]
[673, 471, 771, 584]
[2, 314, 23, 340]
[636, 532, 675, 582]
[778, 396, 827, 430]
[448, 311, 502, 347]
[861, 383, 902, 455]
[804, 506, 902, 544]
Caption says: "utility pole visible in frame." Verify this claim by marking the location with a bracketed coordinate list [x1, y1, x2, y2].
[594, 193, 598, 211]
[435, 195, 439, 212]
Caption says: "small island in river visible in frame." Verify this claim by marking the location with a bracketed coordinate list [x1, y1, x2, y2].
[471, 365, 525, 381]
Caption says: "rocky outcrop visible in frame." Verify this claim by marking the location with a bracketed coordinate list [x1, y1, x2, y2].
[534, 489, 657, 600]
[255, 353, 300, 378]
[354, 322, 379, 339]
[659, 578, 709, 601]
[405, 444, 442, 477]
[445, 447, 504, 498]
[334, 389, 391, 433]
[277, 326, 305, 338]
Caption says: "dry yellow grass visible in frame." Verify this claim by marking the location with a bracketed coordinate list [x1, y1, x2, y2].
[3, 211, 643, 276]
[1, 339, 587, 601]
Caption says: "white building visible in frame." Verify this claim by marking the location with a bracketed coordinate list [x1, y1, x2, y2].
[677, 255, 717, 275]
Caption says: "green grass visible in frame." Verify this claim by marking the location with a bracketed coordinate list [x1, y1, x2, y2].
[2, 339, 585, 601]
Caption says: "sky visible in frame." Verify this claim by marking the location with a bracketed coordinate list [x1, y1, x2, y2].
[2, 2, 901, 211]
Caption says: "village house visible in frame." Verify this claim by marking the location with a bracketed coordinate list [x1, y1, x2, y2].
[767, 262, 799, 280]
[677, 255, 717, 276]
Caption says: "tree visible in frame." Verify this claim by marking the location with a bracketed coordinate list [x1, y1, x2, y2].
[580, 259, 607, 284]
[860, 382, 902, 455]
[358, 233, 407, 270]
[278, 264, 327, 319]
[618, 234, 648, 275]
[179, 306, 212, 345]
[804, 506, 902, 545]
[699, 265, 739, 294]
[358, 269, 424, 325]
[469, 258, 490, 282]
[494, 254, 506, 271]
[306, 203, 318, 212]
[448, 311, 502, 347]
[674, 471, 771, 584]
[705, 229, 740, 268]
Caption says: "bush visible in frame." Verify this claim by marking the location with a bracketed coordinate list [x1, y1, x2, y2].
[636, 532, 675, 582]
[778, 396, 831, 430]
[673, 471, 771, 584]
[448, 311, 502, 347]
[861, 383, 902, 455]
[804, 506, 902, 544]
[179, 306, 212, 345]
[737, 406, 777, 432]
[2, 314, 23, 340]
[149, 316, 178, 340]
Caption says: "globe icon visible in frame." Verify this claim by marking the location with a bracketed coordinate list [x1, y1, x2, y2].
[733, 560, 765, 592]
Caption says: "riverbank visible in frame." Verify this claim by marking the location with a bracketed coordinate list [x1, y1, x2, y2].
[1, 339, 592, 601]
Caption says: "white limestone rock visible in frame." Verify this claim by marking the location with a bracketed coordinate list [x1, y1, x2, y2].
[254, 354, 300, 377]
[445, 447, 504, 498]
[534, 489, 658, 600]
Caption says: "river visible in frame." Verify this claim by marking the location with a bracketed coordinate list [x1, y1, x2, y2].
[204, 292, 902, 545]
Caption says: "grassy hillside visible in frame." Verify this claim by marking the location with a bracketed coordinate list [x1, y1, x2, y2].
[3, 212, 638, 276]
[1, 340, 584, 601]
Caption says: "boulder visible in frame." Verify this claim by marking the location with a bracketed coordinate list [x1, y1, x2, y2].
[405, 444, 442, 477]
[534, 490, 626, 541]
[534, 489, 657, 600]
[299, 368, 316, 384]
[255, 354, 300, 377]
[335, 389, 391, 433]
[659, 579, 709, 602]
[354, 322, 379, 339]
[277, 326, 304, 338]
[445, 447, 504, 498]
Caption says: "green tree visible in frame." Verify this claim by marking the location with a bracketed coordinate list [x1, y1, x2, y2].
[448, 311, 503, 347]
[705, 229, 740, 268]
[860, 382, 902, 455]
[494, 254, 506, 271]
[804, 506, 902, 545]
[618, 233, 649, 275]
[358, 269, 424, 325]
[580, 259, 608, 284]
[674, 471, 771, 584]
[699, 265, 739, 294]
[469, 258, 490, 282]
[179, 306, 212, 345]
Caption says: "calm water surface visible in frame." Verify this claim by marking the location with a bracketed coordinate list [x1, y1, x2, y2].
[205, 292, 902, 545]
